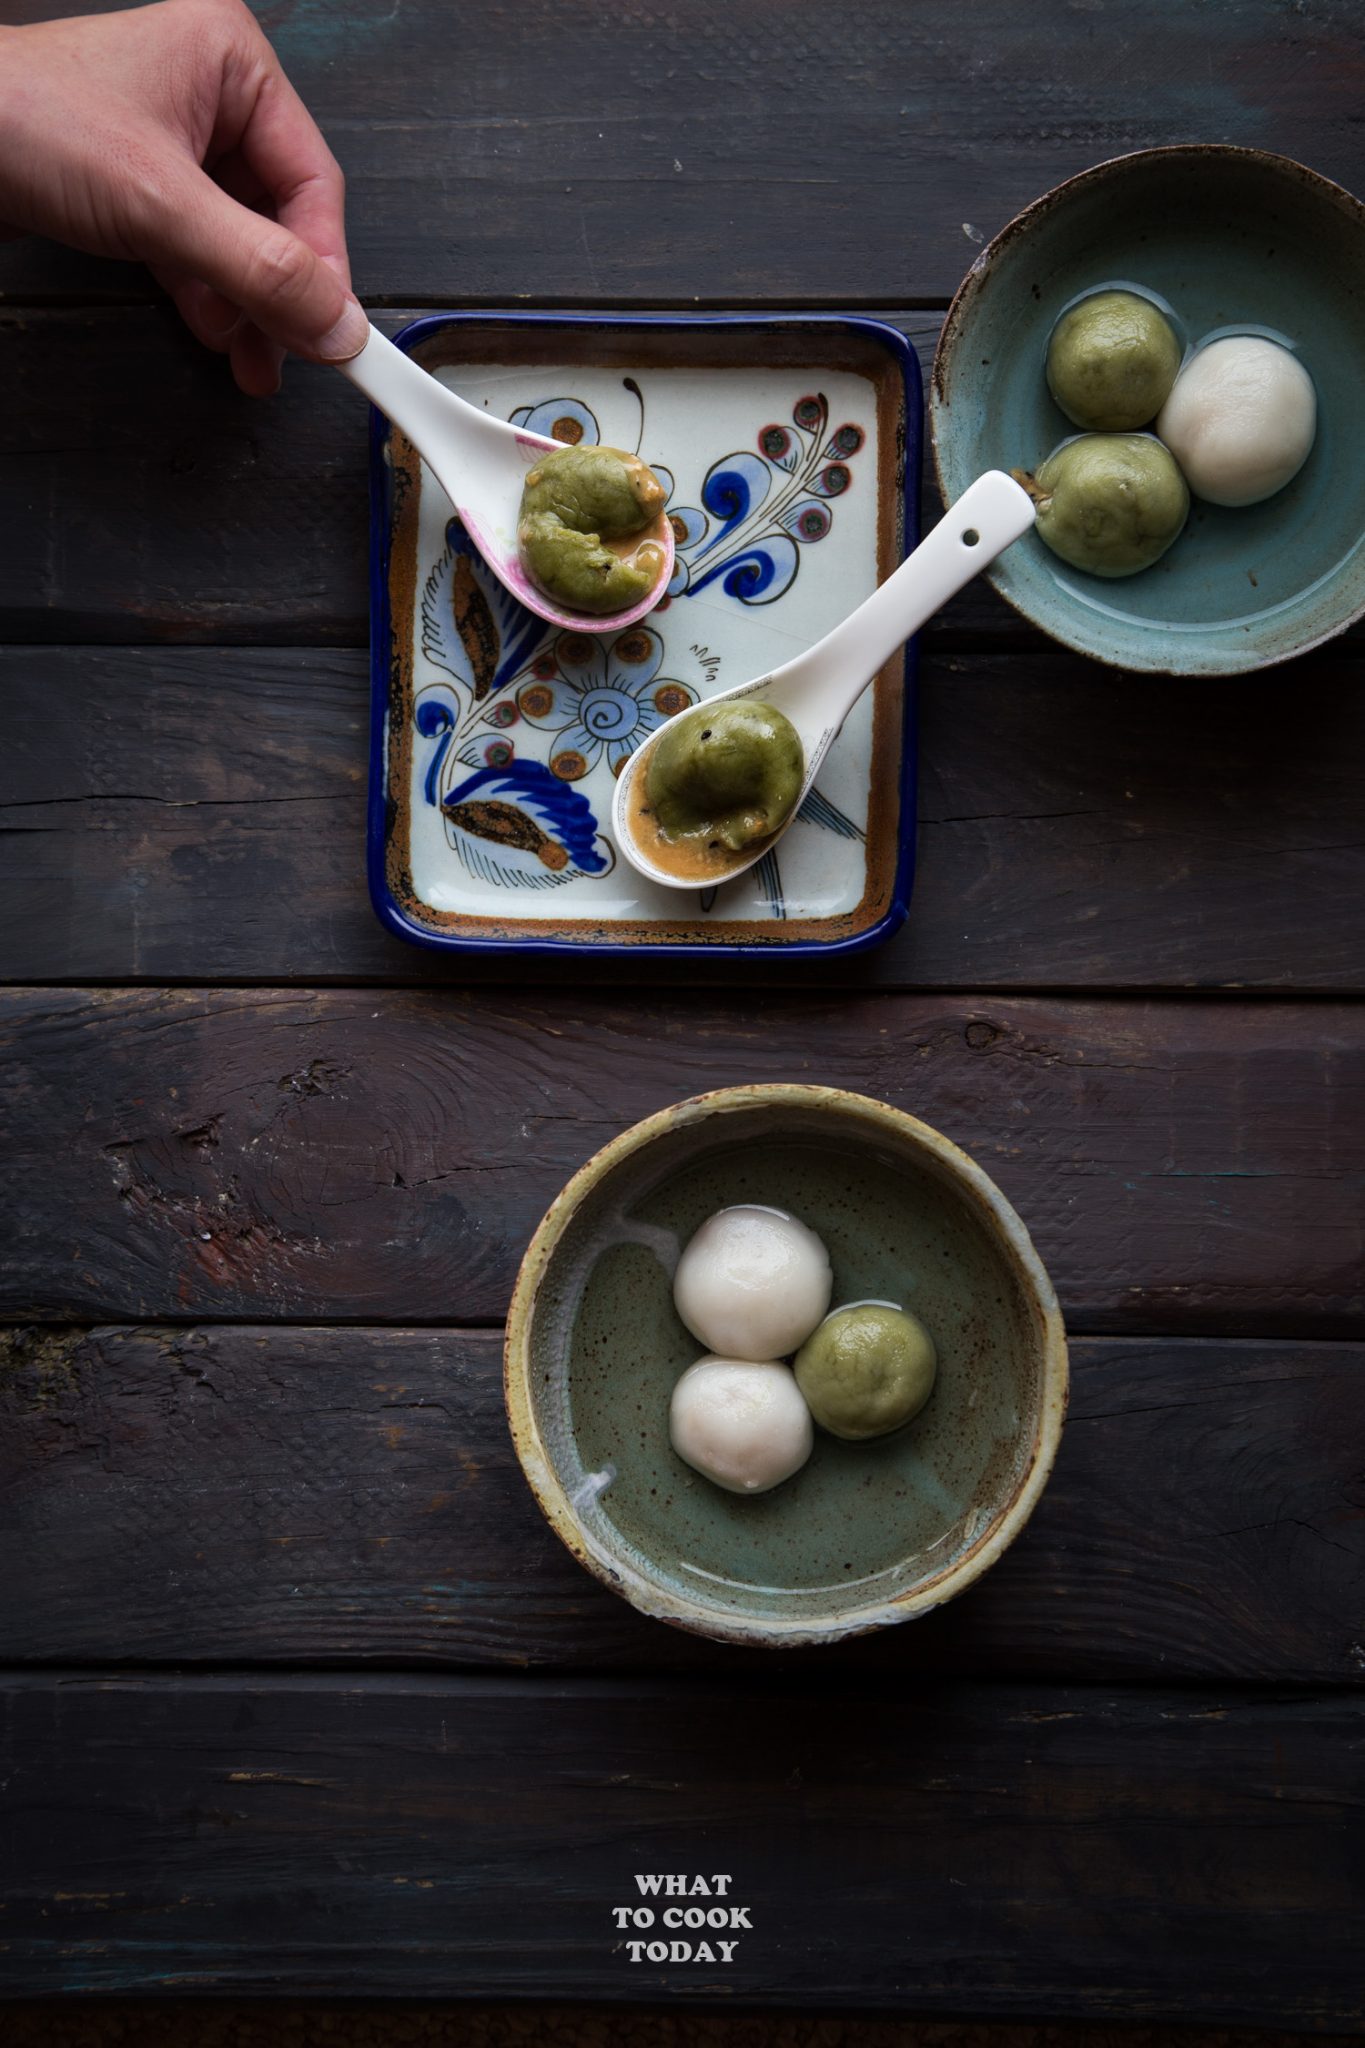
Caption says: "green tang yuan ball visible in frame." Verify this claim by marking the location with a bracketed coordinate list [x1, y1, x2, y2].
[519, 444, 666, 538]
[517, 445, 667, 615]
[1032, 433, 1189, 578]
[1046, 290, 1182, 431]
[645, 699, 805, 852]
[794, 1303, 937, 1442]
[518, 512, 661, 615]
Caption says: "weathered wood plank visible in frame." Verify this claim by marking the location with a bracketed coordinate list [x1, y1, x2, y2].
[6, 301, 1365, 663]
[2, 307, 1005, 646]
[1, 1325, 1360, 1683]
[1, 989, 1361, 1332]
[4, 644, 1364, 991]
[1, 1672, 1361, 2021]
[1, 0, 1361, 308]
[0, 305, 376, 648]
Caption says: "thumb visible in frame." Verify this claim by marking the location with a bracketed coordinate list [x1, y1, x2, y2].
[141, 158, 367, 363]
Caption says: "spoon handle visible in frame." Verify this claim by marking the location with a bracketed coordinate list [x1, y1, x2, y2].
[337, 324, 543, 467]
[790, 469, 1036, 726]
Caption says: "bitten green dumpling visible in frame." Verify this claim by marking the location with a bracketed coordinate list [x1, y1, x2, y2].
[516, 444, 667, 615]
[519, 445, 665, 538]
[1046, 290, 1182, 431]
[519, 512, 661, 615]
[794, 1303, 937, 1442]
[1031, 433, 1188, 578]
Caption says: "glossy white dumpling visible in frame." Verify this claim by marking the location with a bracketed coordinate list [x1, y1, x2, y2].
[673, 1205, 833, 1360]
[669, 1357, 813, 1494]
[1156, 336, 1316, 506]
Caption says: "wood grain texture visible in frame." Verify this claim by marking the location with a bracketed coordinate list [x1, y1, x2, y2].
[1, 1324, 1361, 1683]
[1, 1671, 1362, 2021]
[0, 307, 1005, 647]
[0, 305, 376, 648]
[2, 0, 1362, 308]
[4, 644, 1365, 991]
[1, 0, 1362, 2024]
[1, 988, 1362, 1333]
[6, 303, 1364, 658]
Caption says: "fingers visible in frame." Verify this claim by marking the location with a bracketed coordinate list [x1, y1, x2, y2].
[229, 324, 285, 397]
[152, 263, 285, 396]
[232, 64, 352, 291]
[139, 155, 366, 362]
[145, 3, 363, 386]
[149, 264, 241, 352]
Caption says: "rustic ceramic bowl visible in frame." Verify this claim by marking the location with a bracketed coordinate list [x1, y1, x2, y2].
[505, 1085, 1068, 1648]
[931, 146, 1365, 674]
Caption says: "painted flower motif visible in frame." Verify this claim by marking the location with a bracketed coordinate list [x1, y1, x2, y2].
[517, 681, 557, 721]
[655, 394, 867, 607]
[509, 396, 599, 446]
[515, 626, 697, 780]
[793, 504, 832, 540]
[646, 465, 710, 598]
[412, 393, 871, 903]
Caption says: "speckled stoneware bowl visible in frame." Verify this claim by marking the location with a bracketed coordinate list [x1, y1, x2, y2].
[505, 1086, 1068, 1648]
[931, 146, 1365, 675]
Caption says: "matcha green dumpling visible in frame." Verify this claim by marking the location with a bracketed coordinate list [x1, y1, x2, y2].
[1047, 290, 1182, 431]
[1030, 433, 1188, 578]
[520, 445, 666, 538]
[517, 445, 668, 614]
[645, 700, 804, 853]
[794, 1303, 937, 1442]
[519, 512, 662, 616]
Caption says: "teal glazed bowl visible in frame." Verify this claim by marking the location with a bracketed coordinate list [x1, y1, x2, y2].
[505, 1086, 1068, 1648]
[931, 146, 1365, 674]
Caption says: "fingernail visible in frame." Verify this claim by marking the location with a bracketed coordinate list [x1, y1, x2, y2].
[316, 294, 369, 363]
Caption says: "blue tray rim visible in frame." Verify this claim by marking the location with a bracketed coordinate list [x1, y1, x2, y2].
[366, 310, 923, 959]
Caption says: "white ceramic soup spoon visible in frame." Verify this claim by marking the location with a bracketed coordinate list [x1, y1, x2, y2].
[338, 324, 674, 633]
[612, 470, 1035, 889]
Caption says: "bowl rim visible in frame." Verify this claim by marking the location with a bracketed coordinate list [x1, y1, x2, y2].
[504, 1082, 1070, 1649]
[928, 143, 1365, 677]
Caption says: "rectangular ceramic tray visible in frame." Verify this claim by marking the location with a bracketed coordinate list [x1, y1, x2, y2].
[367, 314, 921, 956]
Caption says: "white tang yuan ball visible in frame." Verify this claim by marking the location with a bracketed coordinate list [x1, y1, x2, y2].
[672, 1205, 833, 1360]
[1156, 336, 1316, 507]
[669, 1357, 814, 1494]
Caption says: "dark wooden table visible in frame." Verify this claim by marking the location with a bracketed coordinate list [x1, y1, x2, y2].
[2, 0, 1363, 2029]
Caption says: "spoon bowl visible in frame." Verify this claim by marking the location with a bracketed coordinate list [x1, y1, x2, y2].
[612, 470, 1035, 889]
[340, 324, 674, 633]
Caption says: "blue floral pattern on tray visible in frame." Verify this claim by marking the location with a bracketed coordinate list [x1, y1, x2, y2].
[372, 318, 924, 953]
[411, 390, 870, 904]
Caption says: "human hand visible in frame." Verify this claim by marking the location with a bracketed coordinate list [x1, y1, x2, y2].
[0, 0, 367, 393]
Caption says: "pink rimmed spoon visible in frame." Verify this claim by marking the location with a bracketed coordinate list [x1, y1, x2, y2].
[339, 324, 674, 633]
